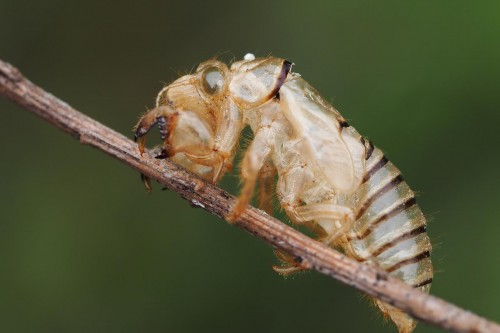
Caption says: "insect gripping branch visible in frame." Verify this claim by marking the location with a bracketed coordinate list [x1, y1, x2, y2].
[135, 56, 429, 333]
[0, 57, 499, 333]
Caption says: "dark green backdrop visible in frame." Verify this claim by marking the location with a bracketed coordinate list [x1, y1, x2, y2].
[1, 1, 499, 332]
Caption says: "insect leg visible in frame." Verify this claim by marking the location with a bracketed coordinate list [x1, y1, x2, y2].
[133, 106, 178, 191]
[277, 165, 313, 224]
[278, 164, 355, 238]
[272, 249, 307, 275]
[211, 98, 244, 183]
[226, 126, 273, 222]
[294, 203, 354, 246]
[257, 159, 276, 216]
[134, 106, 176, 157]
[273, 201, 355, 274]
[273, 165, 314, 275]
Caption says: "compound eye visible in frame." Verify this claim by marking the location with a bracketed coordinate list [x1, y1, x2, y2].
[201, 66, 225, 95]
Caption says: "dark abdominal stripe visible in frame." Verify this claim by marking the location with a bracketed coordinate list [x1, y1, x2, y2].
[370, 225, 427, 257]
[386, 250, 431, 273]
[412, 277, 433, 288]
[363, 155, 388, 183]
[349, 196, 417, 241]
[348, 148, 432, 292]
[356, 174, 404, 220]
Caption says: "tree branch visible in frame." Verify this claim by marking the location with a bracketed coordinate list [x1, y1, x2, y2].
[0, 58, 498, 333]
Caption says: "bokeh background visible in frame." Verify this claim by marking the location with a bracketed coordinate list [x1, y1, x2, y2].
[1, 1, 499, 332]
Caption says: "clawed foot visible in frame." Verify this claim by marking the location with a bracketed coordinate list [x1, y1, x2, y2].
[134, 106, 177, 192]
[154, 148, 169, 160]
[134, 105, 234, 191]
[272, 249, 308, 276]
[141, 173, 152, 193]
[134, 106, 176, 157]
[137, 147, 168, 193]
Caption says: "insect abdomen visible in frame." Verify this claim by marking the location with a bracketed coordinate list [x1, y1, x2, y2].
[344, 142, 433, 333]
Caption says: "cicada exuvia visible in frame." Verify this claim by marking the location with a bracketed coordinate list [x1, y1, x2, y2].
[134, 54, 433, 333]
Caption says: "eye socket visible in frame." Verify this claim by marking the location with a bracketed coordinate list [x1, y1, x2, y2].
[201, 66, 225, 95]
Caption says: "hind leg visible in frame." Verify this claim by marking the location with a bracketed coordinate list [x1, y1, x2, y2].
[274, 163, 355, 272]
[272, 202, 354, 275]
[293, 203, 354, 246]
[278, 166, 354, 245]
[272, 201, 355, 275]
[272, 165, 314, 275]
[257, 159, 276, 216]
[272, 249, 307, 275]
[226, 126, 273, 222]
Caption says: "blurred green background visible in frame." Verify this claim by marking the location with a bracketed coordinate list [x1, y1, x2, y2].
[1, 1, 499, 332]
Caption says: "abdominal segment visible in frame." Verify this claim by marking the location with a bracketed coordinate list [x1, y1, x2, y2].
[341, 144, 433, 333]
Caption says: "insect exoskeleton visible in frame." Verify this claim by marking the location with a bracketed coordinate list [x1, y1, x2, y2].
[134, 54, 433, 333]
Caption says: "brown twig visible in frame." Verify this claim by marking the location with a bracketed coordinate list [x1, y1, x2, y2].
[0, 58, 498, 333]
